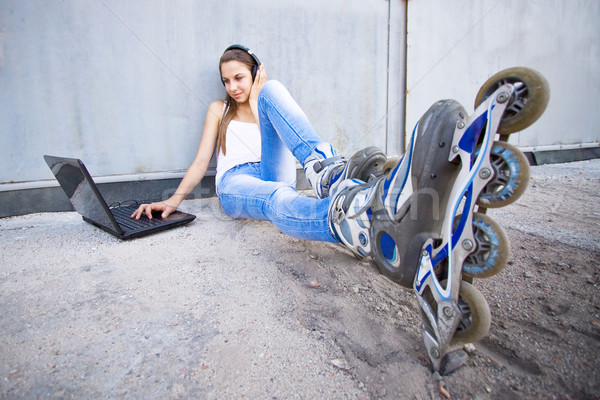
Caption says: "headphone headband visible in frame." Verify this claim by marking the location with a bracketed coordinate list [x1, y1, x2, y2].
[222, 44, 261, 83]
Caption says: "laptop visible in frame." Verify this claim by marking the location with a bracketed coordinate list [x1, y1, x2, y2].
[44, 155, 196, 240]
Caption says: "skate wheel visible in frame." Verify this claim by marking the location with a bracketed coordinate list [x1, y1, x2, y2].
[459, 212, 510, 279]
[348, 146, 387, 182]
[450, 281, 491, 344]
[476, 141, 530, 208]
[381, 156, 401, 175]
[474, 67, 550, 134]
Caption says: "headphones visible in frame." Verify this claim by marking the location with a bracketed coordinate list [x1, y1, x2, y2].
[221, 44, 261, 84]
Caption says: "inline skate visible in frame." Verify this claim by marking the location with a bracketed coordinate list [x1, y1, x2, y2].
[327, 67, 550, 374]
[304, 144, 387, 199]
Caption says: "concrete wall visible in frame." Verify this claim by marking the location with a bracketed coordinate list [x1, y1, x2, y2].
[405, 0, 600, 153]
[0, 0, 405, 187]
[2, 0, 599, 217]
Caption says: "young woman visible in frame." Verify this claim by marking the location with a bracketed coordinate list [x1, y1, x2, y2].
[130, 44, 386, 246]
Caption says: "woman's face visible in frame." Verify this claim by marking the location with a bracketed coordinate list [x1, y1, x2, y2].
[220, 60, 253, 104]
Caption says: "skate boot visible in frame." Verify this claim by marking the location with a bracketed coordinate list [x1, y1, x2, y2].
[329, 67, 549, 374]
[304, 143, 386, 199]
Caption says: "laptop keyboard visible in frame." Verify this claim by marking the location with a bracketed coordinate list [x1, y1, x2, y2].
[110, 206, 166, 231]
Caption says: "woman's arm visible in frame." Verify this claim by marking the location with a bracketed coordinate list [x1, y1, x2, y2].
[131, 100, 223, 220]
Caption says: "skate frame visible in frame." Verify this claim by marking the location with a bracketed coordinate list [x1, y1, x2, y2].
[412, 84, 515, 372]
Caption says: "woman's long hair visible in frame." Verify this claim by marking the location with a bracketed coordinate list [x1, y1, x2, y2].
[217, 48, 258, 155]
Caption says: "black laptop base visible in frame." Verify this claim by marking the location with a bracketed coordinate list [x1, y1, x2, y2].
[44, 155, 196, 240]
[103, 205, 195, 240]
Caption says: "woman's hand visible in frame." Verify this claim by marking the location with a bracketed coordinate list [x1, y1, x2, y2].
[130, 200, 178, 220]
[250, 64, 267, 125]
[250, 64, 267, 102]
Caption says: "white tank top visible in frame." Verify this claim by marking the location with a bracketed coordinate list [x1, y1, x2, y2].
[215, 119, 261, 185]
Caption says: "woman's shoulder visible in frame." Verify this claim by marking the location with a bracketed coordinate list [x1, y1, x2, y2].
[206, 100, 226, 122]
[209, 100, 226, 113]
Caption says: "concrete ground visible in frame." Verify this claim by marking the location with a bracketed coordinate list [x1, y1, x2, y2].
[1, 158, 599, 399]
[1, 198, 369, 399]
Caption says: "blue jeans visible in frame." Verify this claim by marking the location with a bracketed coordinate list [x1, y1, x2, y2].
[217, 80, 337, 243]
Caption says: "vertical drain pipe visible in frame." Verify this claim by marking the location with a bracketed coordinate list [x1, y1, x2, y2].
[385, 0, 392, 154]
[400, 0, 408, 152]
[386, 0, 409, 155]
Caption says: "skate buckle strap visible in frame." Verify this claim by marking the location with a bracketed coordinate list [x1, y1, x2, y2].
[331, 195, 347, 224]
[344, 180, 382, 219]
[312, 155, 345, 173]
[331, 206, 345, 225]
[331, 183, 366, 224]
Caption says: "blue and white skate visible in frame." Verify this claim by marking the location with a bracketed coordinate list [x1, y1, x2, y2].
[304, 143, 386, 199]
[328, 67, 550, 374]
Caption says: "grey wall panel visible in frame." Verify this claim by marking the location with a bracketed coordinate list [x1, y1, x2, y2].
[405, 0, 600, 151]
[1, 0, 403, 187]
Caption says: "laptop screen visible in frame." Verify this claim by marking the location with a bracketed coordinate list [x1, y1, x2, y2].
[45, 156, 120, 233]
